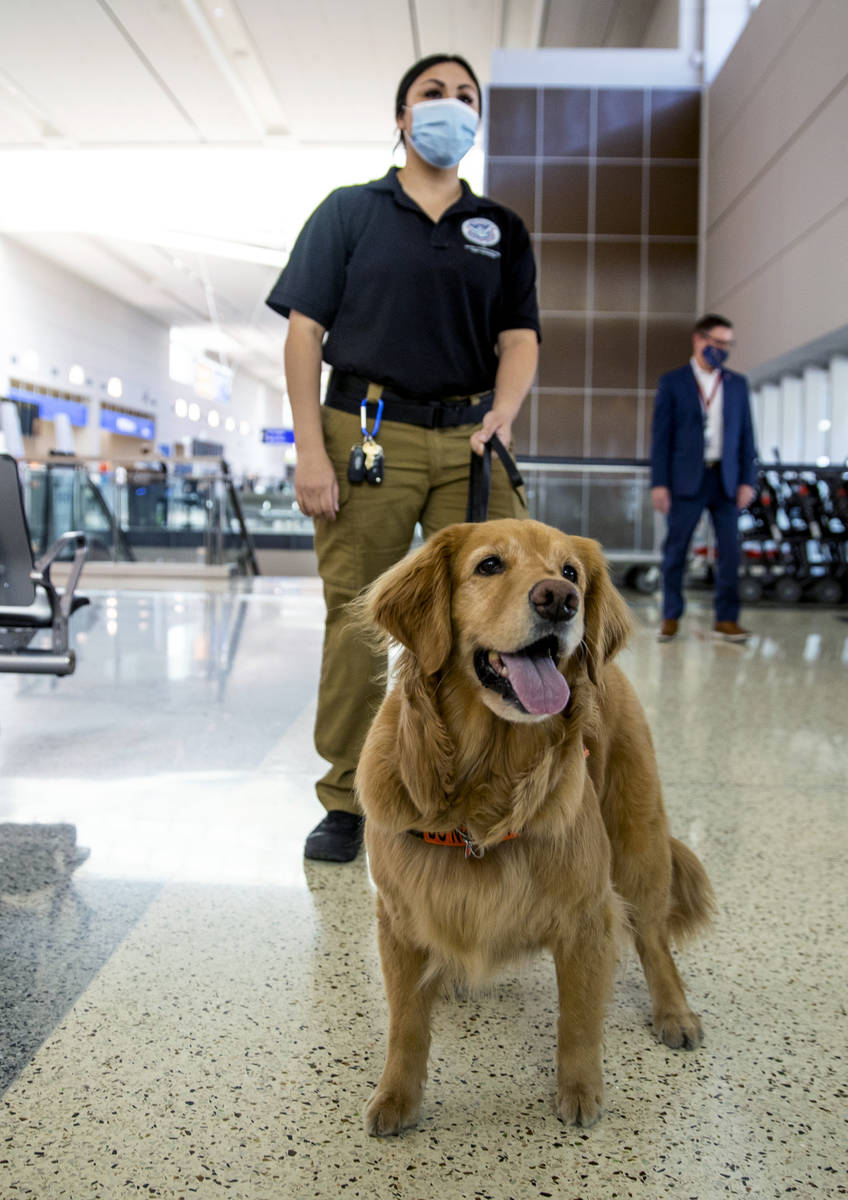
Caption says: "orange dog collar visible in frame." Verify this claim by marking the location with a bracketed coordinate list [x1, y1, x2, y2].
[409, 826, 519, 859]
[408, 748, 588, 860]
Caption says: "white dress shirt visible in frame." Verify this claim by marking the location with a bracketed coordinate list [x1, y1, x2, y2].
[690, 355, 724, 463]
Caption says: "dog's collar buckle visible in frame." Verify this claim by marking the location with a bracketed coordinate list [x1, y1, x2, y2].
[458, 827, 485, 860]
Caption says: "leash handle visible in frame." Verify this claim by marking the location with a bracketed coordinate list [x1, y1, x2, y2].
[465, 434, 524, 523]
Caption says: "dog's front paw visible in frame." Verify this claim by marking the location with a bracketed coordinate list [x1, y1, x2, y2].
[557, 1079, 604, 1128]
[365, 1088, 421, 1137]
[654, 1009, 703, 1050]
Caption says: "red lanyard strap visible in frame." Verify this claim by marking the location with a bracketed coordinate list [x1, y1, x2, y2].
[696, 373, 721, 415]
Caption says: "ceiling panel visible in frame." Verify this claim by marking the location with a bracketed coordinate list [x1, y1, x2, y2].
[105, 0, 261, 142]
[0, 0, 671, 391]
[0, 0, 200, 143]
[415, 0, 500, 82]
[0, 100, 41, 144]
[236, 0, 416, 143]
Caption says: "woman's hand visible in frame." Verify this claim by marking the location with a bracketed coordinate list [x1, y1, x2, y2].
[285, 311, 338, 519]
[294, 448, 339, 520]
[470, 328, 537, 456]
[470, 409, 512, 456]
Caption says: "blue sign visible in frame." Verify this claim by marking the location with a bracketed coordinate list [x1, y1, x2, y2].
[100, 407, 155, 440]
[262, 428, 295, 444]
[9, 387, 88, 427]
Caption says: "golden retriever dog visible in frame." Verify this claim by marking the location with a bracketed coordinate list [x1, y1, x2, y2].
[355, 518, 714, 1136]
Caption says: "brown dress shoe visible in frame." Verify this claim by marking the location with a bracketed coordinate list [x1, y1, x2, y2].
[712, 620, 750, 642]
[657, 618, 678, 641]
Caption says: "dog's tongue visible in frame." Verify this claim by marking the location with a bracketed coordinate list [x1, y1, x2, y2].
[500, 650, 570, 715]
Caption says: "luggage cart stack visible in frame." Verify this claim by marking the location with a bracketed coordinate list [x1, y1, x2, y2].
[738, 463, 848, 604]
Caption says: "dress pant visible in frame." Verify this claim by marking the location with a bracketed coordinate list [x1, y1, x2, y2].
[311, 402, 528, 815]
[661, 463, 740, 623]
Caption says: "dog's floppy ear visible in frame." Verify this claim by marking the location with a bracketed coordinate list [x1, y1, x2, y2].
[363, 526, 461, 675]
[573, 536, 632, 683]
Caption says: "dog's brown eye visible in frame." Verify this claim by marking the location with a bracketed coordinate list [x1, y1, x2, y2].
[475, 555, 504, 576]
[562, 563, 578, 583]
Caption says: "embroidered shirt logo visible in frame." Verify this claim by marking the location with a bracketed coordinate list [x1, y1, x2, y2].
[461, 218, 501, 248]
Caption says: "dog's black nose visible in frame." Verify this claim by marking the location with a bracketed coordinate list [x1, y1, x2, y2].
[528, 579, 580, 623]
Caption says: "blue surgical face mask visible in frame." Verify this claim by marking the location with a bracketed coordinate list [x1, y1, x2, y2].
[409, 98, 479, 168]
[702, 344, 729, 371]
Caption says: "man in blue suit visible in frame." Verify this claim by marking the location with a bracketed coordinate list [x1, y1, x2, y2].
[650, 314, 757, 642]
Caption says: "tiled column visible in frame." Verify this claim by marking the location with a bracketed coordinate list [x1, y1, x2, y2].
[487, 84, 700, 462]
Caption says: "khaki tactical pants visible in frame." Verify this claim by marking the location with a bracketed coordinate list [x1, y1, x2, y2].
[312, 402, 528, 814]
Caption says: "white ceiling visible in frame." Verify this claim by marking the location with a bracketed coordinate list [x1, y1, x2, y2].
[0, 0, 672, 392]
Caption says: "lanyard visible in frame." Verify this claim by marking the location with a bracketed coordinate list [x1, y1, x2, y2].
[696, 371, 722, 419]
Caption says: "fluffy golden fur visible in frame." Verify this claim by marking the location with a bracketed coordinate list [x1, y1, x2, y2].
[355, 519, 714, 1136]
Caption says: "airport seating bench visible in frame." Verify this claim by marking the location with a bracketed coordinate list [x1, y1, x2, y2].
[0, 452, 89, 676]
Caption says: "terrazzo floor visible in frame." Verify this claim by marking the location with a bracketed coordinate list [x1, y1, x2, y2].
[0, 578, 845, 1200]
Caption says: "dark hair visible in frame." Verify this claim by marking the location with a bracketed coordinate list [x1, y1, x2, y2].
[694, 313, 733, 336]
[394, 53, 483, 145]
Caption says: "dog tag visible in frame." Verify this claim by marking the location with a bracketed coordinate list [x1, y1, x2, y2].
[347, 444, 366, 483]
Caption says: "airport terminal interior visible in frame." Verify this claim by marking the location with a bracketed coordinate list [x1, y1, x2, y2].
[1, 1, 847, 1198]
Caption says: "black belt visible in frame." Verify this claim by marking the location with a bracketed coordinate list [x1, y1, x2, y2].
[325, 371, 494, 430]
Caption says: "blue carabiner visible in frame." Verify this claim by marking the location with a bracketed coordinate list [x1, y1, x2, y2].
[360, 397, 384, 440]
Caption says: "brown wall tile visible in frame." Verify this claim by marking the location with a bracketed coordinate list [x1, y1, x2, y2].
[594, 241, 643, 311]
[540, 163, 590, 233]
[588, 394, 640, 458]
[595, 164, 643, 235]
[597, 89, 645, 157]
[487, 161, 535, 229]
[645, 317, 694, 389]
[649, 90, 700, 159]
[539, 240, 589, 311]
[539, 316, 587, 388]
[542, 88, 591, 156]
[488, 87, 537, 157]
[648, 165, 699, 235]
[592, 317, 641, 389]
[537, 392, 585, 457]
[646, 242, 698, 312]
[487, 84, 700, 469]
[512, 391, 534, 456]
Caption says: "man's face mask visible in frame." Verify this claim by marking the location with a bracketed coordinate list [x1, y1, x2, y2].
[409, 98, 479, 168]
[702, 343, 729, 370]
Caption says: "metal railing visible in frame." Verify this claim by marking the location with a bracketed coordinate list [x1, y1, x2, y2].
[19, 456, 260, 575]
[14, 454, 664, 585]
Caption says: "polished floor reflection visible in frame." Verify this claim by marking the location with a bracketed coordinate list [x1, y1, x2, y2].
[0, 580, 845, 1199]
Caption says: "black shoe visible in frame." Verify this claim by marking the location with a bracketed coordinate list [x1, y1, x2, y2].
[304, 811, 364, 863]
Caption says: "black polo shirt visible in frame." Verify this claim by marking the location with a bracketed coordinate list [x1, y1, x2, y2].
[265, 167, 540, 397]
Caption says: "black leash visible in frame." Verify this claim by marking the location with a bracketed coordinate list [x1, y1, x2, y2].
[465, 434, 524, 523]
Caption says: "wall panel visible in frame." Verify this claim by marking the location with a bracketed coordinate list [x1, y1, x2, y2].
[487, 85, 700, 458]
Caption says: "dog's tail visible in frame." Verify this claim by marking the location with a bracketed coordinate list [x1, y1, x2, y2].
[667, 837, 717, 944]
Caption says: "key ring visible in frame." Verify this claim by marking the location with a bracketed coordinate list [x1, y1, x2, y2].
[360, 398, 384, 441]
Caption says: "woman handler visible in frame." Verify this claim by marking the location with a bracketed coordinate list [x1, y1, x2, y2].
[266, 53, 541, 862]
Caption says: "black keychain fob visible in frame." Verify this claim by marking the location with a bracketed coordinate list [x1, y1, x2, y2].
[347, 444, 366, 483]
[365, 451, 384, 486]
